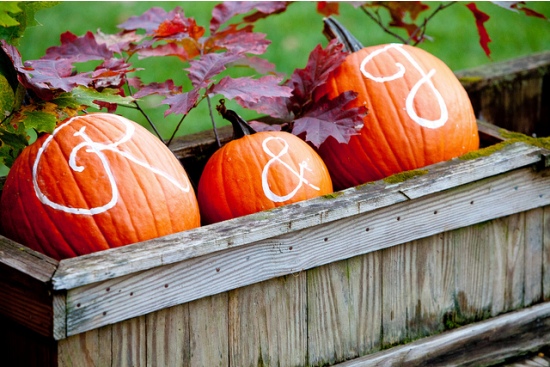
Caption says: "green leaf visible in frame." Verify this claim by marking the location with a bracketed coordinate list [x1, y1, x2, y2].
[0, 3, 22, 27]
[53, 86, 135, 109]
[22, 110, 57, 133]
[0, 2, 59, 45]
[0, 127, 28, 167]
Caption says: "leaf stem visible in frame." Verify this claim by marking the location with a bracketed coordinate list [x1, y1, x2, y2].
[408, 2, 457, 45]
[166, 114, 187, 147]
[132, 100, 164, 142]
[360, 6, 409, 44]
[206, 94, 222, 147]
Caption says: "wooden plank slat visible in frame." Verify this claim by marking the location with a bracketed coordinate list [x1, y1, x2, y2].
[0, 236, 59, 338]
[334, 300, 550, 367]
[51, 142, 546, 292]
[228, 274, 307, 366]
[61, 164, 550, 337]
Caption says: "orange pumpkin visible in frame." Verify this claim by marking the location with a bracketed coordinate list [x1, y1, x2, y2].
[198, 104, 333, 224]
[0, 113, 200, 260]
[315, 42, 479, 190]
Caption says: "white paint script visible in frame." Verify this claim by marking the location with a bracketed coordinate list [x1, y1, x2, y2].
[32, 115, 190, 215]
[261, 136, 320, 203]
[359, 43, 448, 129]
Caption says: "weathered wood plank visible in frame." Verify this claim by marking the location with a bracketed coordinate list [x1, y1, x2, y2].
[229, 274, 307, 366]
[380, 234, 455, 349]
[307, 261, 357, 366]
[146, 304, 189, 367]
[62, 165, 550, 336]
[334, 300, 550, 367]
[189, 293, 228, 367]
[457, 51, 550, 137]
[51, 142, 547, 292]
[525, 208, 544, 306]
[0, 236, 59, 338]
[347, 252, 382, 357]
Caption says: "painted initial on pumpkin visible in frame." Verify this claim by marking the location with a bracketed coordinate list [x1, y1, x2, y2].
[261, 136, 320, 202]
[32, 115, 190, 215]
[359, 43, 449, 129]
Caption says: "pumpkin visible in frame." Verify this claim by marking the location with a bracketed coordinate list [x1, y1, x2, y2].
[316, 19, 479, 190]
[197, 102, 333, 224]
[0, 113, 200, 260]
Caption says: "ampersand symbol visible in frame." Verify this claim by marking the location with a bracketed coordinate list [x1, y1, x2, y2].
[261, 136, 320, 202]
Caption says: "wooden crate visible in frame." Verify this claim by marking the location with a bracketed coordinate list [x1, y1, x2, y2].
[2, 51, 550, 367]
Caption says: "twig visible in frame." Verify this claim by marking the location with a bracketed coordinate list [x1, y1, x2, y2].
[131, 100, 164, 142]
[166, 114, 188, 147]
[360, 6, 409, 44]
[206, 94, 221, 147]
[408, 2, 457, 45]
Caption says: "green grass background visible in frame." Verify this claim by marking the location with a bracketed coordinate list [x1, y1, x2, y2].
[17, 1, 550, 139]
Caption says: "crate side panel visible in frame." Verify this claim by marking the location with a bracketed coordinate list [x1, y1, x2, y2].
[63, 166, 550, 336]
[525, 207, 544, 306]
[307, 260, 361, 366]
[189, 293, 228, 367]
[380, 234, 455, 349]
[228, 274, 307, 367]
[146, 304, 189, 367]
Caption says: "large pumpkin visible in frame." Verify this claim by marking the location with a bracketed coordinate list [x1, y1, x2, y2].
[0, 113, 200, 260]
[315, 43, 479, 190]
[198, 105, 333, 224]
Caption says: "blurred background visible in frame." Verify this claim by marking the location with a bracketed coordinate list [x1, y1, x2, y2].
[16, 1, 550, 139]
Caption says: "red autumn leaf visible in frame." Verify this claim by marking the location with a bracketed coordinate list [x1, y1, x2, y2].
[288, 39, 346, 106]
[94, 30, 144, 55]
[92, 58, 138, 89]
[205, 24, 271, 55]
[132, 80, 182, 99]
[154, 12, 205, 40]
[493, 1, 548, 20]
[43, 31, 113, 63]
[208, 75, 292, 106]
[466, 2, 492, 57]
[210, 1, 290, 33]
[20, 59, 92, 93]
[317, 2, 340, 17]
[162, 88, 201, 116]
[135, 41, 201, 62]
[292, 91, 366, 148]
[118, 7, 184, 34]
[186, 52, 243, 89]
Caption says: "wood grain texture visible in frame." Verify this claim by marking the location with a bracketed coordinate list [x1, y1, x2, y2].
[457, 51, 550, 137]
[52, 142, 546, 292]
[229, 274, 306, 366]
[334, 300, 550, 367]
[189, 293, 228, 367]
[0, 236, 59, 337]
[62, 164, 550, 336]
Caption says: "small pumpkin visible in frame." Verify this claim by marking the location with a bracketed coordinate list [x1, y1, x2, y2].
[315, 18, 479, 190]
[198, 102, 333, 224]
[0, 113, 200, 260]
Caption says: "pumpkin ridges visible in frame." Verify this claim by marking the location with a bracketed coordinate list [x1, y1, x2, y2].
[1, 113, 200, 259]
[198, 129, 333, 224]
[315, 44, 479, 189]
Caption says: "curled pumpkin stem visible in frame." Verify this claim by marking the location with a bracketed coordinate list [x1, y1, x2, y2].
[216, 99, 256, 139]
[322, 17, 364, 53]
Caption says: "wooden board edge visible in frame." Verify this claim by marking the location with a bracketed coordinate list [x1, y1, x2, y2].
[334, 300, 550, 367]
[51, 142, 548, 291]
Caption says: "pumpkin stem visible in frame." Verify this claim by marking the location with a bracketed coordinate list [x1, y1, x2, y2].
[322, 17, 364, 53]
[216, 99, 256, 139]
